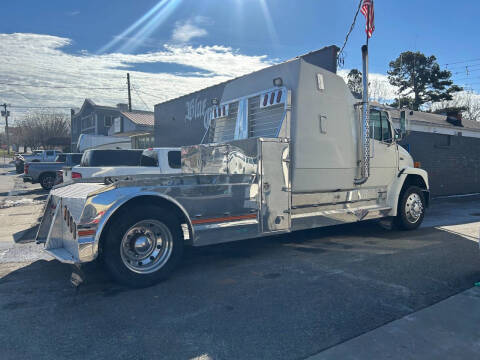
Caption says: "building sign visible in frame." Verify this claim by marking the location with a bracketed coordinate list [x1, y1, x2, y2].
[185, 97, 215, 130]
[154, 82, 227, 147]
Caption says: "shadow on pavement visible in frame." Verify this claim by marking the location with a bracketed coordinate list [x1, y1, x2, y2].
[1, 222, 480, 360]
[13, 224, 40, 244]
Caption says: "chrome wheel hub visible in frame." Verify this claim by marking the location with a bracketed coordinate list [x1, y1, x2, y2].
[405, 193, 423, 223]
[120, 220, 173, 274]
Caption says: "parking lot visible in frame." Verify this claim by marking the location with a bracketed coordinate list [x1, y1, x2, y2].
[1, 163, 480, 360]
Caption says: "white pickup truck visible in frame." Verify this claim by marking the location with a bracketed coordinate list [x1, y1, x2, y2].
[62, 148, 181, 182]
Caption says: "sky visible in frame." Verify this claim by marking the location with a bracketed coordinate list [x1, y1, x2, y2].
[1, 0, 479, 124]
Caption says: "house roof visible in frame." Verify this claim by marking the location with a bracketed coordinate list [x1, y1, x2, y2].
[121, 111, 154, 126]
[371, 102, 480, 132]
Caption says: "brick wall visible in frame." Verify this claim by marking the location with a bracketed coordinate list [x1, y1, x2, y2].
[400, 131, 480, 197]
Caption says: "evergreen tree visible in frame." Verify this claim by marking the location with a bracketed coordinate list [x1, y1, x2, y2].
[388, 51, 462, 110]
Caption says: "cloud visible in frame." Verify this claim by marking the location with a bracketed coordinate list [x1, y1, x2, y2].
[0, 33, 273, 122]
[171, 17, 210, 43]
[67, 11, 80, 16]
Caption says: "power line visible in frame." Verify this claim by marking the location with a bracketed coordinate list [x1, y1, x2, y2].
[444, 58, 480, 67]
[9, 105, 73, 109]
[0, 82, 126, 90]
[136, 89, 166, 100]
[337, 0, 363, 67]
[132, 84, 151, 111]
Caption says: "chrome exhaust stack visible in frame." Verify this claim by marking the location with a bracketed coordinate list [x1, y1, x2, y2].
[354, 45, 370, 185]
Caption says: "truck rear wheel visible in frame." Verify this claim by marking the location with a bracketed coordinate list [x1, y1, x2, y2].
[395, 186, 425, 230]
[40, 173, 56, 190]
[103, 205, 184, 288]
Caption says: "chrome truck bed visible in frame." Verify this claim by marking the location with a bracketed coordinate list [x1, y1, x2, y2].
[36, 138, 291, 265]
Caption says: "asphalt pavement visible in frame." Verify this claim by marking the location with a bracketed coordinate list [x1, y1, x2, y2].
[0, 166, 479, 360]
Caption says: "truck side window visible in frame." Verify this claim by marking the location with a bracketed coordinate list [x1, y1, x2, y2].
[46, 150, 54, 156]
[369, 110, 392, 143]
[381, 111, 392, 143]
[168, 151, 181, 169]
[369, 110, 382, 141]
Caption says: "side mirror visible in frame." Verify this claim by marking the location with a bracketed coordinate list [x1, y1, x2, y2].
[394, 128, 403, 141]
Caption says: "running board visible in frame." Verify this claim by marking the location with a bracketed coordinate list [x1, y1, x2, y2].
[291, 205, 392, 231]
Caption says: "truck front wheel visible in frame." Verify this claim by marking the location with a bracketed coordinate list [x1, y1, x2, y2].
[103, 205, 184, 288]
[395, 186, 425, 230]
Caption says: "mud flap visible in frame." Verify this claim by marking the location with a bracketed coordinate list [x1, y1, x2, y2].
[70, 264, 85, 288]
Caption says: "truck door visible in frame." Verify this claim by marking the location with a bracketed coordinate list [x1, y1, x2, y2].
[260, 140, 290, 233]
[368, 109, 397, 187]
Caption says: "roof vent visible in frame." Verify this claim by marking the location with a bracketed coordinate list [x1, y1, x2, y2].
[446, 116, 463, 127]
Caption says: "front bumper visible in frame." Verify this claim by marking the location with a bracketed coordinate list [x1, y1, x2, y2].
[23, 176, 33, 183]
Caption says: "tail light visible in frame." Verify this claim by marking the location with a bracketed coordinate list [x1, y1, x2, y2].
[71, 172, 82, 179]
[55, 170, 63, 184]
[414, 161, 421, 168]
[24, 164, 29, 174]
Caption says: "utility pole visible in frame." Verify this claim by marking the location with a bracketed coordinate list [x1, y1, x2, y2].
[1, 103, 10, 154]
[127, 73, 132, 111]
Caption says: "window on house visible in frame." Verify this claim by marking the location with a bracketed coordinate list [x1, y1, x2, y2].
[105, 116, 113, 127]
[81, 115, 95, 131]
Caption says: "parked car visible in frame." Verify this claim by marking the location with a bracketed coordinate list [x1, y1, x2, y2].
[62, 148, 181, 182]
[15, 150, 63, 174]
[23, 153, 83, 190]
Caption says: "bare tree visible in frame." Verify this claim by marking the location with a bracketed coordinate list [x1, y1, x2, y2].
[16, 111, 71, 150]
[369, 77, 391, 104]
[432, 91, 480, 122]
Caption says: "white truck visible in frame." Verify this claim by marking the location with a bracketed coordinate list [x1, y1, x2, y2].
[62, 148, 181, 182]
[36, 46, 429, 288]
[76, 134, 132, 153]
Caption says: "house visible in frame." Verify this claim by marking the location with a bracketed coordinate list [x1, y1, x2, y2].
[71, 99, 154, 149]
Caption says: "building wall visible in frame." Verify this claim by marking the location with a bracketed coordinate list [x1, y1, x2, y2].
[400, 131, 480, 197]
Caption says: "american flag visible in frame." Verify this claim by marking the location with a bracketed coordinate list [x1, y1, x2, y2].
[360, 0, 375, 38]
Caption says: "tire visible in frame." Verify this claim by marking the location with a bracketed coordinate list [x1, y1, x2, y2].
[395, 186, 425, 230]
[39, 173, 56, 190]
[103, 205, 184, 288]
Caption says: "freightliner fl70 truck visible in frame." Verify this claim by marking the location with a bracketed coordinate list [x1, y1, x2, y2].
[36, 46, 429, 287]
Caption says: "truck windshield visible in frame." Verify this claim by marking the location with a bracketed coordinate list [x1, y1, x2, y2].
[55, 154, 66, 162]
